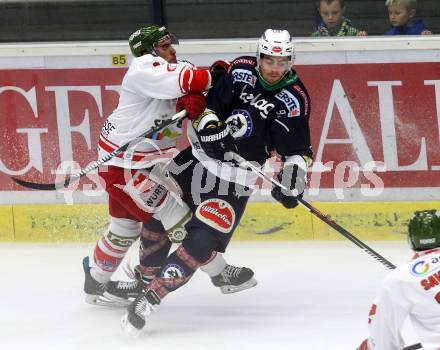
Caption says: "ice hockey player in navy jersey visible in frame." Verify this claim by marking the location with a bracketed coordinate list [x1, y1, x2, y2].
[120, 28, 314, 336]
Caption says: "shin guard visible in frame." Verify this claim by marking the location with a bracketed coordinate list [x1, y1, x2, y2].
[92, 217, 141, 282]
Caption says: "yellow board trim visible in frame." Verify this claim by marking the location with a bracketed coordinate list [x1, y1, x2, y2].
[0, 205, 14, 241]
[111, 54, 128, 66]
[1, 202, 439, 242]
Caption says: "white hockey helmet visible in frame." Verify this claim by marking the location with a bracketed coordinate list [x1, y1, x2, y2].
[257, 29, 295, 66]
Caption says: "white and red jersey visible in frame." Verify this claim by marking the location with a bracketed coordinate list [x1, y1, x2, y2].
[366, 248, 440, 350]
[98, 55, 210, 169]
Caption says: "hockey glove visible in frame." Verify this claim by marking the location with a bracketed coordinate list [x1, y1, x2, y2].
[271, 156, 307, 209]
[198, 121, 237, 160]
[209, 60, 230, 86]
[176, 93, 206, 120]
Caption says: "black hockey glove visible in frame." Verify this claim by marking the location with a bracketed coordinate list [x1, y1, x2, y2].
[271, 162, 306, 209]
[198, 121, 237, 160]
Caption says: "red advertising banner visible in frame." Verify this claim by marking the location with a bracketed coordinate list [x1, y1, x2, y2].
[1, 63, 439, 197]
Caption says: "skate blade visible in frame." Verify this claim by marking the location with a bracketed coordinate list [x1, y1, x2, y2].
[103, 292, 133, 307]
[220, 277, 258, 294]
[121, 313, 143, 338]
[85, 293, 127, 308]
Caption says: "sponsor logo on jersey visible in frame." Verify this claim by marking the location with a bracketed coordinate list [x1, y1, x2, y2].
[231, 58, 255, 67]
[140, 183, 167, 208]
[232, 69, 256, 87]
[101, 120, 115, 138]
[411, 254, 440, 277]
[122, 171, 168, 211]
[275, 89, 301, 117]
[420, 271, 440, 291]
[226, 109, 253, 139]
[294, 85, 309, 115]
[151, 127, 181, 141]
[167, 64, 177, 72]
[161, 263, 185, 279]
[195, 199, 235, 233]
[239, 90, 275, 119]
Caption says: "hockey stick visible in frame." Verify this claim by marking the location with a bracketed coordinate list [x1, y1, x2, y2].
[12, 110, 187, 191]
[233, 153, 424, 349]
[231, 152, 397, 270]
[231, 154, 424, 350]
[403, 344, 422, 350]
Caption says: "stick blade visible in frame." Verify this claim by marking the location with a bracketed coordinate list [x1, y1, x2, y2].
[403, 343, 422, 350]
[12, 177, 62, 191]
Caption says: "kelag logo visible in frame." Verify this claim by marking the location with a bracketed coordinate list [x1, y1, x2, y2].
[411, 255, 440, 277]
[411, 260, 430, 276]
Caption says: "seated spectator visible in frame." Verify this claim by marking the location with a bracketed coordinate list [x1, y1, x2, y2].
[312, 0, 367, 37]
[384, 0, 432, 35]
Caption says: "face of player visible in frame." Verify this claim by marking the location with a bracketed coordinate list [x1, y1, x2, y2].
[259, 55, 291, 85]
[388, 4, 415, 27]
[319, 0, 344, 29]
[154, 37, 177, 63]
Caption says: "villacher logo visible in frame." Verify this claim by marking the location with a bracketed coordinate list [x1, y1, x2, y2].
[195, 199, 235, 233]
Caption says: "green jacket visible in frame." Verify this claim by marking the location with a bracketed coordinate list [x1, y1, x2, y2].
[311, 17, 361, 37]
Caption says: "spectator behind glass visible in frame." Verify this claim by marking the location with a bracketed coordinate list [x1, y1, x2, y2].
[312, 0, 367, 37]
[384, 0, 432, 35]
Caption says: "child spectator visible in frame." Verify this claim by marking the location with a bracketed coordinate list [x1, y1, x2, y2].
[385, 0, 432, 35]
[312, 0, 367, 37]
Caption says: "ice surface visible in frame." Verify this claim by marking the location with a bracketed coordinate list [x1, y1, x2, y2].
[0, 241, 420, 350]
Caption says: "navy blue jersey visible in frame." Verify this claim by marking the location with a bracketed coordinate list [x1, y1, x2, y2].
[206, 56, 313, 165]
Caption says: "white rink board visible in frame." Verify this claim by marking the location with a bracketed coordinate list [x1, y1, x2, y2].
[1, 37, 440, 204]
[1, 36, 440, 68]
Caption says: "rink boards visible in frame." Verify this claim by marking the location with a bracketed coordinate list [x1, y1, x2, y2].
[1, 201, 439, 242]
[1, 37, 439, 242]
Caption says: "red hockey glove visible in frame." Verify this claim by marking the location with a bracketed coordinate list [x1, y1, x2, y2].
[209, 60, 230, 86]
[357, 339, 369, 350]
[176, 93, 206, 120]
[210, 60, 230, 73]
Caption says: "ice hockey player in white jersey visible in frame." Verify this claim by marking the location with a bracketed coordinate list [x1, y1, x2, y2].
[357, 209, 440, 350]
[82, 24, 256, 306]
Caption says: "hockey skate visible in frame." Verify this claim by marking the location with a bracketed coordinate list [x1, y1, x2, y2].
[104, 279, 146, 306]
[104, 264, 147, 306]
[82, 256, 114, 306]
[83, 256, 130, 307]
[211, 264, 257, 294]
[120, 290, 159, 337]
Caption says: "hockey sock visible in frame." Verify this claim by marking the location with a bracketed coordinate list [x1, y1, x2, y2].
[138, 219, 172, 283]
[91, 217, 140, 283]
[147, 228, 219, 299]
[200, 252, 227, 277]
